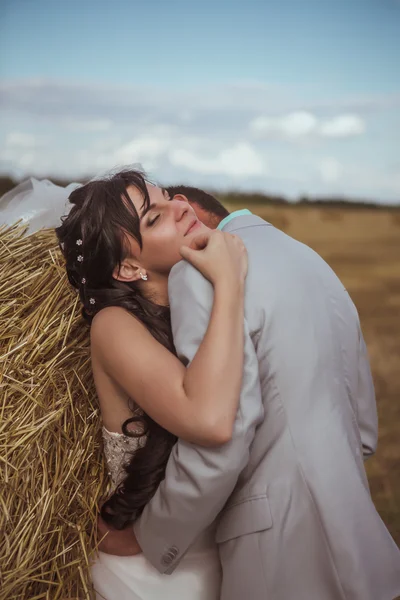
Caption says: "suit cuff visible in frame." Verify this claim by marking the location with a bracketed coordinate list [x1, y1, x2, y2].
[133, 517, 182, 574]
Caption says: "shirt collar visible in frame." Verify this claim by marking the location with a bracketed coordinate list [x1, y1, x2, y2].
[217, 209, 252, 230]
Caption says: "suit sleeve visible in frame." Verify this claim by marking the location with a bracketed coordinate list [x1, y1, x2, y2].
[133, 260, 264, 573]
[357, 329, 378, 458]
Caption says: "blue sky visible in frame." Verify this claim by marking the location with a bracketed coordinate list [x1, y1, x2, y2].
[0, 0, 399, 202]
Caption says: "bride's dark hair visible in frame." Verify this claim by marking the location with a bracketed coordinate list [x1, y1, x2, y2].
[55, 168, 177, 529]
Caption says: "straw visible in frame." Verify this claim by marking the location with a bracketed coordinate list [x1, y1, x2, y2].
[0, 224, 109, 600]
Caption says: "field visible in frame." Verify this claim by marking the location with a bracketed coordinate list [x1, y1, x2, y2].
[227, 201, 400, 545]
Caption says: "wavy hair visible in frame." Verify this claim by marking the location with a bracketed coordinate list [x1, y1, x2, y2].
[56, 169, 177, 529]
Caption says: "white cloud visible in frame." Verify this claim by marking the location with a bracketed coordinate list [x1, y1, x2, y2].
[169, 143, 265, 177]
[319, 157, 342, 183]
[61, 118, 113, 132]
[114, 136, 171, 164]
[250, 111, 318, 138]
[85, 128, 176, 173]
[341, 164, 400, 198]
[0, 80, 396, 144]
[6, 132, 42, 148]
[18, 153, 35, 168]
[0, 79, 290, 124]
[250, 111, 366, 140]
[0, 79, 397, 203]
[319, 114, 365, 138]
[79, 123, 265, 180]
[0, 132, 50, 175]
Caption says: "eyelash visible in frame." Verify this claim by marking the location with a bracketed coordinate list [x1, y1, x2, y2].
[147, 192, 169, 225]
[148, 214, 160, 226]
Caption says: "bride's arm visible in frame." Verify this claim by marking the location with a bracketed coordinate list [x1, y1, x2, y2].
[91, 236, 246, 447]
[133, 247, 263, 571]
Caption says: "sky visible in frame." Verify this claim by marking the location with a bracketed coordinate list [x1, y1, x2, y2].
[0, 0, 399, 203]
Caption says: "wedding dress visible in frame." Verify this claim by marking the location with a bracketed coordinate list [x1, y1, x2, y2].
[0, 177, 222, 600]
[92, 426, 221, 600]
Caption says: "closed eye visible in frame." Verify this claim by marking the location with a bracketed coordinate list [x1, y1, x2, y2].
[148, 214, 160, 226]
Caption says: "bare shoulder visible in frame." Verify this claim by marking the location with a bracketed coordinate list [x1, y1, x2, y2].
[90, 306, 147, 351]
[91, 305, 140, 333]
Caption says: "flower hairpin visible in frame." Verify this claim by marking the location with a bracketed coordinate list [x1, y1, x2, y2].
[81, 277, 86, 285]
[76, 239, 83, 246]
[89, 297, 96, 305]
[77, 255, 83, 262]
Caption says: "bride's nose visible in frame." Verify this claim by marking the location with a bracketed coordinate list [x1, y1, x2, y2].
[171, 199, 189, 222]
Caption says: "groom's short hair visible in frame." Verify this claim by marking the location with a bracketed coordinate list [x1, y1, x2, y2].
[166, 185, 229, 229]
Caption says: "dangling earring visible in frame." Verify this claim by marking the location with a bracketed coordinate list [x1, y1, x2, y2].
[140, 272, 148, 281]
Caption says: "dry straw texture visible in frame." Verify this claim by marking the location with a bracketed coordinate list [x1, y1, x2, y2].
[0, 224, 108, 600]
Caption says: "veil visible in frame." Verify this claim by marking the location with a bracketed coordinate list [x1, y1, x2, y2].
[0, 164, 146, 234]
[0, 178, 81, 233]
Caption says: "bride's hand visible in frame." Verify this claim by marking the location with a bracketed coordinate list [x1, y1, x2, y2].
[97, 514, 141, 556]
[180, 230, 248, 286]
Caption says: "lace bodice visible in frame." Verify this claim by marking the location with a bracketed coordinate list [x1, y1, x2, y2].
[101, 424, 217, 556]
[102, 426, 147, 490]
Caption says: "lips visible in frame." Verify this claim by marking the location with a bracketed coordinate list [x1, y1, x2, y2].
[185, 218, 200, 236]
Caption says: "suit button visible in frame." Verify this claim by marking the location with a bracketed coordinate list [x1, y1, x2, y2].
[161, 546, 179, 566]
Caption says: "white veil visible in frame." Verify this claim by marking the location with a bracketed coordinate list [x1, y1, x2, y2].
[0, 164, 147, 234]
[0, 178, 82, 234]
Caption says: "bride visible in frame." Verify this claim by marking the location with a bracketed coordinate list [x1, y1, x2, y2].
[1, 170, 247, 600]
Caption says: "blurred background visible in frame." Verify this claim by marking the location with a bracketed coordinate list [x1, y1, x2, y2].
[0, 0, 399, 543]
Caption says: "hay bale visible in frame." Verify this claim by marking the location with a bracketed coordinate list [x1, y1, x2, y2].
[0, 224, 108, 599]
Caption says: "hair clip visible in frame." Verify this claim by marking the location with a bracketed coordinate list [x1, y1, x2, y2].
[76, 239, 83, 246]
[89, 297, 96, 305]
[81, 277, 86, 284]
[60, 242, 65, 250]
[77, 255, 83, 262]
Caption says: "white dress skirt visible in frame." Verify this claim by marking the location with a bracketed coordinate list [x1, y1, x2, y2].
[91, 528, 221, 600]
[91, 427, 221, 600]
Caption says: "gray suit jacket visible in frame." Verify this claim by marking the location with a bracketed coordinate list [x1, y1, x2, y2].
[134, 215, 400, 600]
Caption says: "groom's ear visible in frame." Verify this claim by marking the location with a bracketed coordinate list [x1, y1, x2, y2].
[171, 193, 189, 204]
[170, 191, 221, 229]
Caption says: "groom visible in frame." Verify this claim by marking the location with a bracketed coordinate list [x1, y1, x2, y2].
[102, 187, 400, 599]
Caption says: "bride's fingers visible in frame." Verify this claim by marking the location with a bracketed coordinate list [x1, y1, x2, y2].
[179, 232, 212, 261]
[188, 231, 211, 251]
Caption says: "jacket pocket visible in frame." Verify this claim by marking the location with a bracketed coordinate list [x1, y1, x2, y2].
[215, 495, 272, 544]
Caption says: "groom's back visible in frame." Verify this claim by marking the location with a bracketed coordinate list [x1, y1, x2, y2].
[222, 214, 372, 497]
[235, 215, 370, 461]
[217, 214, 400, 600]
